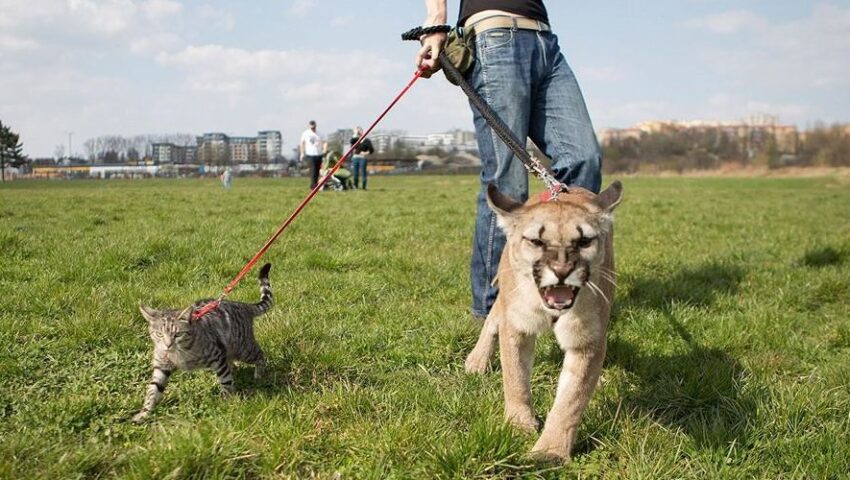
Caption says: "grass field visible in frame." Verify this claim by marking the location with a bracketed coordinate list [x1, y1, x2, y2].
[2, 175, 850, 479]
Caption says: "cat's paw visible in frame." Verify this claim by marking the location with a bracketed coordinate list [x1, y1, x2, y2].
[131, 412, 148, 424]
[220, 385, 237, 396]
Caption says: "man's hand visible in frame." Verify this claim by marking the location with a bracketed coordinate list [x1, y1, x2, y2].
[416, 31, 447, 78]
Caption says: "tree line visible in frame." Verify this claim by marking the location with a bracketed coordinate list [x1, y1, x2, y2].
[602, 123, 850, 174]
[76, 134, 197, 164]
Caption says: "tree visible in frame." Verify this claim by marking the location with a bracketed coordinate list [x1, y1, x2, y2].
[0, 120, 28, 181]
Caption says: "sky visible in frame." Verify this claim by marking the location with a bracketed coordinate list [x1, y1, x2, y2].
[1, 0, 849, 158]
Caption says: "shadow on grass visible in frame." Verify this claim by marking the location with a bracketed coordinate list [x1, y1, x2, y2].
[233, 349, 383, 397]
[604, 260, 754, 449]
[798, 245, 845, 269]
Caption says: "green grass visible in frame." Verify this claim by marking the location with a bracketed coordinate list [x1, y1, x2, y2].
[1, 175, 849, 479]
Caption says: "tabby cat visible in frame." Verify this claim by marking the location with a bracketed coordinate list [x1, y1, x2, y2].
[133, 263, 273, 423]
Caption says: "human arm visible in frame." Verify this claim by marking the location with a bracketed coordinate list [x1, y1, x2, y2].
[415, 0, 448, 77]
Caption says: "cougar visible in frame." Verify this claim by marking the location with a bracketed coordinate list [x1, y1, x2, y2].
[464, 181, 623, 462]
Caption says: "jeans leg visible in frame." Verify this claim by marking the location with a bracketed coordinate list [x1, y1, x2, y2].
[361, 159, 368, 190]
[528, 33, 602, 194]
[468, 29, 534, 317]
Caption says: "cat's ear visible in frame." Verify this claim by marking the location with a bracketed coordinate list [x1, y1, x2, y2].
[139, 304, 160, 323]
[178, 305, 193, 321]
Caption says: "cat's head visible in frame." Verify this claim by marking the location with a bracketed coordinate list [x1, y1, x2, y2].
[139, 304, 193, 348]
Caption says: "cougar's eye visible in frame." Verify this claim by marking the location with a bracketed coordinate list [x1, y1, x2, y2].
[524, 237, 546, 248]
[577, 236, 596, 248]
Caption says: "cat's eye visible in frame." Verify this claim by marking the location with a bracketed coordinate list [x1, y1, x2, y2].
[525, 237, 546, 248]
[577, 236, 596, 248]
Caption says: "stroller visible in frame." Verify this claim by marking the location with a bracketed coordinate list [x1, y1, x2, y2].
[320, 151, 353, 191]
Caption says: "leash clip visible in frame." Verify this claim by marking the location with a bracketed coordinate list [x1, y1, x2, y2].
[522, 152, 567, 201]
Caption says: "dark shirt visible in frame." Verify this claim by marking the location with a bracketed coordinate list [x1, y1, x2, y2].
[458, 0, 549, 26]
[350, 136, 374, 155]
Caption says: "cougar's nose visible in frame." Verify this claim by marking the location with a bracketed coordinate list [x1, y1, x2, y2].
[551, 262, 573, 281]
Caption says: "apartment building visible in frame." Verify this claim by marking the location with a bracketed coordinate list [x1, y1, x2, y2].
[196, 130, 282, 165]
[257, 130, 282, 162]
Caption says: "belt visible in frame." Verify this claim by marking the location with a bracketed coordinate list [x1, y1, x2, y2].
[465, 15, 550, 36]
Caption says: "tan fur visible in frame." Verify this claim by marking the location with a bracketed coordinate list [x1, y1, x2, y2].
[465, 182, 623, 462]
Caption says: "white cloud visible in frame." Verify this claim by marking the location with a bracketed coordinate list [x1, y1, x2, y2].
[0, 33, 39, 51]
[0, 0, 65, 28]
[130, 32, 184, 55]
[690, 4, 850, 91]
[67, 0, 138, 35]
[198, 4, 235, 31]
[156, 44, 396, 84]
[289, 0, 317, 17]
[140, 0, 182, 20]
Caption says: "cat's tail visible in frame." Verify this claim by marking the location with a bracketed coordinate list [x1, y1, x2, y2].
[254, 263, 273, 315]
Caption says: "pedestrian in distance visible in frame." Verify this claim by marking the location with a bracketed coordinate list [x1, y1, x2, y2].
[349, 126, 375, 190]
[415, 0, 603, 319]
[299, 120, 327, 190]
[220, 167, 232, 189]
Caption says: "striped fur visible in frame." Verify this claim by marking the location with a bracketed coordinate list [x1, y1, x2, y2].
[132, 263, 273, 423]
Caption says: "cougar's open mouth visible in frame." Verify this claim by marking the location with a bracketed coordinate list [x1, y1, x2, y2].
[540, 285, 580, 311]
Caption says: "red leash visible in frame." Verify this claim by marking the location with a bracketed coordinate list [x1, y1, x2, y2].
[193, 67, 428, 319]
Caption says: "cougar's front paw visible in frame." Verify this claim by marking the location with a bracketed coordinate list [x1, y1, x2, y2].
[505, 408, 540, 433]
[530, 433, 571, 463]
[464, 349, 492, 374]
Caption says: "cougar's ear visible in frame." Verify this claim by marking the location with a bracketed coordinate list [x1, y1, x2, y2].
[486, 183, 524, 215]
[598, 180, 623, 213]
[139, 304, 160, 323]
[486, 183, 524, 231]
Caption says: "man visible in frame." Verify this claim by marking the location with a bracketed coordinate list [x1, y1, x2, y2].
[415, 1, 602, 319]
[349, 126, 375, 190]
[299, 120, 327, 190]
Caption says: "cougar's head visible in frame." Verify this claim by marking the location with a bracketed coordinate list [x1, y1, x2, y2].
[487, 182, 623, 312]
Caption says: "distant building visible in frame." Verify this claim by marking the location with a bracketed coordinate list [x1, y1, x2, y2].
[152, 143, 189, 164]
[257, 130, 282, 163]
[196, 130, 282, 165]
[229, 136, 258, 163]
[197, 132, 230, 165]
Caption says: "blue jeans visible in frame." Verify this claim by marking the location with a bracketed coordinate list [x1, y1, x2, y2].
[468, 28, 602, 317]
[352, 155, 368, 189]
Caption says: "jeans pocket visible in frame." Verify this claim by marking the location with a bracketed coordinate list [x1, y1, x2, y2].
[477, 29, 514, 52]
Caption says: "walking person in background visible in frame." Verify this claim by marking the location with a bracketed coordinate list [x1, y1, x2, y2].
[415, 0, 602, 319]
[349, 126, 375, 190]
[299, 120, 327, 190]
[220, 166, 232, 189]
